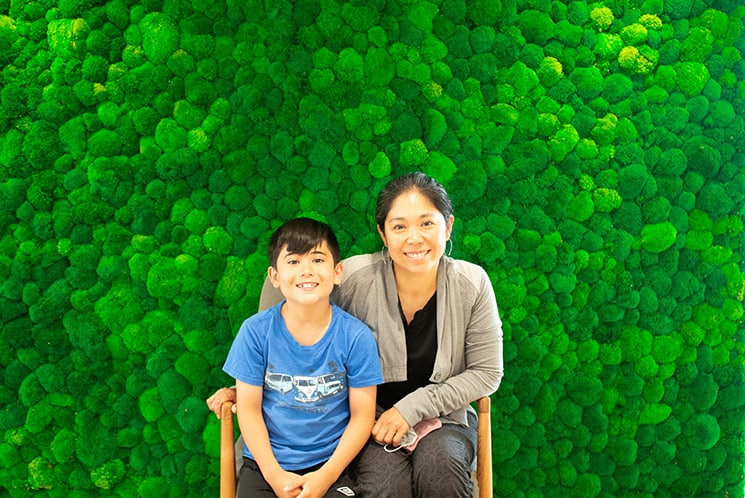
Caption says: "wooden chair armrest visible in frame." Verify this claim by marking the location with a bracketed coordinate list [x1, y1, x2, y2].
[476, 396, 492, 498]
[220, 401, 236, 498]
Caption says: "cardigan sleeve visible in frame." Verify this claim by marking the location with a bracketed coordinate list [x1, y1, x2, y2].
[394, 259, 504, 426]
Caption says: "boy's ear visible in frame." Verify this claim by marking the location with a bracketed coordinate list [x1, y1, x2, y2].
[333, 261, 344, 285]
[267, 266, 280, 288]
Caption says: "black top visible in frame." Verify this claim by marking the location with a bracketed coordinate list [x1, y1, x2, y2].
[377, 292, 438, 410]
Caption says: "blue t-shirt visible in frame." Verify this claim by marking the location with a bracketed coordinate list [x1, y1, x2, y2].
[223, 302, 383, 470]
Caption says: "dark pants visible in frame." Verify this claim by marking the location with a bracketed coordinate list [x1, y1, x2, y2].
[237, 458, 357, 497]
[351, 412, 478, 498]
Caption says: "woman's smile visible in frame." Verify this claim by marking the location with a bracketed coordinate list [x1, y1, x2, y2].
[404, 250, 430, 260]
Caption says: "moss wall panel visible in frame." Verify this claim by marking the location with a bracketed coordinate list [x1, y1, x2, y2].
[0, 0, 743, 496]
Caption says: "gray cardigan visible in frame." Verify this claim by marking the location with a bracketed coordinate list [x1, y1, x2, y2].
[259, 251, 504, 427]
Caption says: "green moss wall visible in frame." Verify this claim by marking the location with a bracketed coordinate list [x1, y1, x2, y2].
[1, 0, 744, 496]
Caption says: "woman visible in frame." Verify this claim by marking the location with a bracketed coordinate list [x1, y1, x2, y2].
[208, 172, 503, 497]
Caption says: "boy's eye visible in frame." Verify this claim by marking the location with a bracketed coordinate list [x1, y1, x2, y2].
[313, 258, 325, 264]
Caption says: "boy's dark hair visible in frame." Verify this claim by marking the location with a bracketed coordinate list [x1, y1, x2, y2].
[268, 218, 341, 268]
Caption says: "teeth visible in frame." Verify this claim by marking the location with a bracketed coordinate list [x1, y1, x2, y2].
[298, 283, 317, 288]
[406, 251, 428, 260]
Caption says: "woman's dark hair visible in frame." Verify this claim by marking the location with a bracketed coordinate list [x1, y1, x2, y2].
[375, 172, 453, 230]
[268, 218, 341, 267]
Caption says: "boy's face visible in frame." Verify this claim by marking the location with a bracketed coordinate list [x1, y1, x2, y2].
[268, 241, 343, 306]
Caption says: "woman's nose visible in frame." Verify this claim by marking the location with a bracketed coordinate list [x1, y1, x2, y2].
[407, 228, 422, 242]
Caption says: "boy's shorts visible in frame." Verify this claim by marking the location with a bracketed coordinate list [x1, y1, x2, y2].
[237, 458, 357, 497]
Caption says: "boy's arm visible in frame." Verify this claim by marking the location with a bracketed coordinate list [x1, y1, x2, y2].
[235, 380, 297, 496]
[289, 386, 377, 497]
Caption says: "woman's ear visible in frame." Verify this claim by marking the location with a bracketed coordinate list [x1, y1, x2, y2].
[446, 215, 454, 239]
[377, 224, 387, 247]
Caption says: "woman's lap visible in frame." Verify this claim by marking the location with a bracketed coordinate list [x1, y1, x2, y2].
[352, 416, 477, 498]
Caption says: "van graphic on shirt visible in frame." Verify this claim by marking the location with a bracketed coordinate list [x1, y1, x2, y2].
[264, 373, 293, 394]
[265, 371, 345, 403]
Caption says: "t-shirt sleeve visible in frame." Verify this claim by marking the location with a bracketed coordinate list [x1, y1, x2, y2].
[345, 320, 384, 388]
[223, 318, 266, 386]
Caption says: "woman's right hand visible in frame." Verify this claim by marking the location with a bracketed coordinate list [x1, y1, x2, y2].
[371, 407, 410, 446]
[206, 386, 237, 418]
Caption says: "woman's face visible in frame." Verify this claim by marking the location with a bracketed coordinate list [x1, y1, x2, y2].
[378, 189, 453, 277]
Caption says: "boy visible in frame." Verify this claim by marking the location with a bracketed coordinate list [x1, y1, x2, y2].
[223, 218, 383, 498]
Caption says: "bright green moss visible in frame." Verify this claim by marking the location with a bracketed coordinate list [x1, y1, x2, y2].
[592, 188, 622, 212]
[492, 427, 520, 463]
[139, 13, 178, 65]
[618, 45, 658, 75]
[175, 396, 208, 433]
[335, 47, 364, 83]
[537, 56, 563, 87]
[174, 352, 210, 386]
[28, 456, 54, 490]
[504, 62, 539, 98]
[674, 61, 710, 97]
[681, 27, 715, 63]
[48, 18, 90, 60]
[90, 459, 125, 490]
[203, 226, 232, 255]
[518, 10, 555, 45]
[0, 1, 743, 495]
[683, 413, 721, 450]
[423, 151, 457, 183]
[651, 334, 684, 363]
[567, 190, 594, 222]
[640, 222, 678, 253]
[602, 74, 634, 103]
[138, 476, 168, 497]
[590, 7, 614, 31]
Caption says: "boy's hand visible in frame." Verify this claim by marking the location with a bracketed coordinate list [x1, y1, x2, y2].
[286, 470, 334, 498]
[266, 469, 303, 498]
[205, 387, 237, 418]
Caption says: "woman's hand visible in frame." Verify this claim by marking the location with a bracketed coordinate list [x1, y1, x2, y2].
[371, 407, 411, 446]
[205, 386, 237, 418]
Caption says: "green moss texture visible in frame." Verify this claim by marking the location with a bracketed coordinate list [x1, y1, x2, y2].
[1, 0, 744, 496]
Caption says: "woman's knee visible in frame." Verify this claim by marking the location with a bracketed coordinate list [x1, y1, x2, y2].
[411, 426, 475, 497]
[353, 441, 413, 498]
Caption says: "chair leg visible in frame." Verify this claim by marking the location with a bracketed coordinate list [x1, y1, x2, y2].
[221, 402, 236, 498]
[476, 396, 492, 498]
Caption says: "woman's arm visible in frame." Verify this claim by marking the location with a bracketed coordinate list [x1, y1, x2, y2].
[396, 266, 504, 424]
[206, 386, 237, 418]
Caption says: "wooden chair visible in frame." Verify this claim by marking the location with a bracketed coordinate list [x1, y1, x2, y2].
[220, 396, 493, 498]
